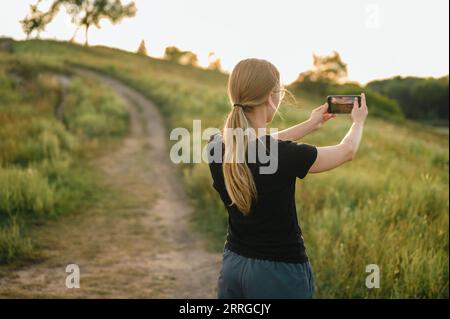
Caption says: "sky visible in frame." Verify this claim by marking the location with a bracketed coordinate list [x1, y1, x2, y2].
[1, 0, 449, 85]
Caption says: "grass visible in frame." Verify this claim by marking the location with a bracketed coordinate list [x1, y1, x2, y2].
[63, 77, 129, 138]
[0, 53, 129, 264]
[1, 39, 448, 298]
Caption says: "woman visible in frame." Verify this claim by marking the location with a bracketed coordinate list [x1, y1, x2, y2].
[207, 58, 368, 299]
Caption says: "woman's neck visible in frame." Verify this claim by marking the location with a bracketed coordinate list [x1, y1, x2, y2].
[246, 108, 267, 137]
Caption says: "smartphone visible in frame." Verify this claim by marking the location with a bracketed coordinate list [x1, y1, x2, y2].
[327, 95, 361, 114]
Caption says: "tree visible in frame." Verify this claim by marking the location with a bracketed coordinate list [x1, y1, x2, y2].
[137, 39, 148, 56]
[21, 0, 137, 46]
[163, 46, 199, 67]
[368, 76, 449, 121]
[297, 51, 348, 84]
[179, 51, 198, 67]
[20, 1, 58, 39]
[163, 46, 184, 62]
[207, 51, 222, 71]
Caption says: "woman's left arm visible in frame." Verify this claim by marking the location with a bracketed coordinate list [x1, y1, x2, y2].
[272, 103, 336, 141]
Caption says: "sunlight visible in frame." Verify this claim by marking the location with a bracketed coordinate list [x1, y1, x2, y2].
[1, 0, 448, 84]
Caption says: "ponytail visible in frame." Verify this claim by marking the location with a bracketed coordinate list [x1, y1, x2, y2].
[223, 58, 281, 215]
[222, 105, 257, 215]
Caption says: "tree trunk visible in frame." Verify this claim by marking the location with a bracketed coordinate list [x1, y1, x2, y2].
[70, 26, 80, 43]
[84, 25, 89, 46]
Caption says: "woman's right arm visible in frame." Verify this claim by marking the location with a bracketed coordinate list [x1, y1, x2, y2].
[309, 93, 368, 174]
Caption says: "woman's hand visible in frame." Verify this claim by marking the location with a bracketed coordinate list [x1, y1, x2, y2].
[351, 93, 368, 125]
[309, 103, 336, 130]
[273, 103, 335, 141]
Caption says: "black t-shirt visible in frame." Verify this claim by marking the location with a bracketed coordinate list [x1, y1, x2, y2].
[206, 133, 318, 263]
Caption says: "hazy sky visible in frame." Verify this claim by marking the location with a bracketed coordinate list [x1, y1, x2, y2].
[1, 0, 448, 84]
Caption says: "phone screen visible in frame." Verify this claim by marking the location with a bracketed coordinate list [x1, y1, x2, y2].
[327, 95, 361, 114]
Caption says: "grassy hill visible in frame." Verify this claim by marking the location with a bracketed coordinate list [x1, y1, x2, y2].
[0, 43, 130, 263]
[0, 39, 448, 298]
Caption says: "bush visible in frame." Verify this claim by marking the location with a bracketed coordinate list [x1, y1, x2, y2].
[0, 166, 55, 219]
[64, 78, 129, 138]
[0, 218, 33, 264]
[14, 119, 78, 165]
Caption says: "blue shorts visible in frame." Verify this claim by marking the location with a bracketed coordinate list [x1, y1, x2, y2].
[217, 247, 315, 299]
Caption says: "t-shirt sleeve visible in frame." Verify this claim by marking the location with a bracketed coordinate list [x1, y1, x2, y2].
[286, 142, 318, 179]
[206, 133, 224, 191]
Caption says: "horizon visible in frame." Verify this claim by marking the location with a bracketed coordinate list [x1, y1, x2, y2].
[1, 0, 449, 85]
[4, 37, 449, 86]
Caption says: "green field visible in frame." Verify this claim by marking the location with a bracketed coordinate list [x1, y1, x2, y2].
[0, 39, 448, 298]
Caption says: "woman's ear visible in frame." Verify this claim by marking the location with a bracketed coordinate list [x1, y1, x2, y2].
[267, 93, 274, 108]
[265, 96, 272, 112]
[269, 93, 278, 111]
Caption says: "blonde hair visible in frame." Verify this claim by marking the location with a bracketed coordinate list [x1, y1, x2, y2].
[223, 58, 282, 215]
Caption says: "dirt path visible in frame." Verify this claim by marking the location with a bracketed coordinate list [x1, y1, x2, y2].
[0, 70, 222, 298]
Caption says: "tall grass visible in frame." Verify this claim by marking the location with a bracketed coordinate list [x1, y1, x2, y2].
[0, 56, 129, 263]
[64, 77, 129, 138]
[0, 218, 33, 264]
[5, 39, 449, 297]
[0, 167, 54, 218]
